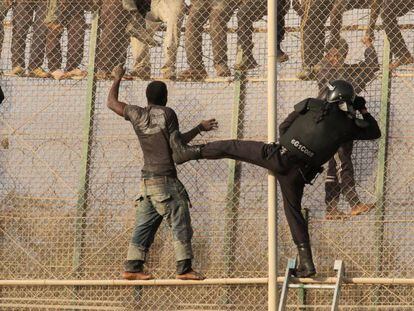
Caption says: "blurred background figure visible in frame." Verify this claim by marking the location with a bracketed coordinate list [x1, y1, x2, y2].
[0, 0, 13, 70]
[44, 0, 90, 80]
[327, 0, 413, 70]
[95, 0, 130, 79]
[235, 0, 290, 71]
[297, 0, 372, 80]
[366, 0, 414, 70]
[178, 0, 239, 80]
[130, 0, 185, 80]
[7, 0, 48, 77]
[123, 0, 159, 46]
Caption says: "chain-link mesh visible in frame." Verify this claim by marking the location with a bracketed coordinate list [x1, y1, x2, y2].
[0, 0, 413, 309]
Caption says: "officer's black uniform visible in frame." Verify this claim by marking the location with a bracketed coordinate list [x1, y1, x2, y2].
[169, 80, 380, 276]
[200, 98, 381, 247]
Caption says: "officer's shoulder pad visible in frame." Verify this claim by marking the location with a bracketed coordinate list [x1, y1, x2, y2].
[302, 98, 326, 111]
[308, 97, 326, 105]
[294, 98, 310, 113]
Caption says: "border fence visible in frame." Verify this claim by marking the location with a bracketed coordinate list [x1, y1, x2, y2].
[0, 0, 414, 309]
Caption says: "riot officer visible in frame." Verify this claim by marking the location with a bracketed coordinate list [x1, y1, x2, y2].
[169, 80, 381, 276]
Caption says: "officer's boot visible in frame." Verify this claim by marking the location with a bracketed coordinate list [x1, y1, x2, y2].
[294, 243, 316, 278]
[170, 131, 204, 164]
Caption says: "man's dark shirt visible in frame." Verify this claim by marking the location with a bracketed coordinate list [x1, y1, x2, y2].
[317, 46, 379, 95]
[124, 104, 179, 177]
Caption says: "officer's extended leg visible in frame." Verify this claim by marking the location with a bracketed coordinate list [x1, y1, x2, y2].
[277, 168, 316, 277]
[170, 131, 283, 170]
[201, 140, 280, 172]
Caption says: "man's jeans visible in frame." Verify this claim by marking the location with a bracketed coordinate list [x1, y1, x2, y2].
[126, 176, 194, 271]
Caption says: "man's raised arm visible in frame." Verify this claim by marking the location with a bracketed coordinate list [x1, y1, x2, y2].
[107, 65, 127, 117]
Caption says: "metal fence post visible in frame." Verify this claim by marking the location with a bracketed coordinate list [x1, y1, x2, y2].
[222, 70, 247, 306]
[268, 0, 278, 309]
[73, 10, 100, 279]
[372, 35, 392, 307]
[299, 208, 309, 310]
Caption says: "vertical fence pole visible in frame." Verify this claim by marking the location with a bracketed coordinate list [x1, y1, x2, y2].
[299, 209, 309, 310]
[73, 10, 99, 278]
[222, 71, 247, 306]
[372, 35, 391, 307]
[268, 0, 278, 310]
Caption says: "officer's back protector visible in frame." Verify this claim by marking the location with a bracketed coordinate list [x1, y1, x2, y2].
[280, 98, 355, 168]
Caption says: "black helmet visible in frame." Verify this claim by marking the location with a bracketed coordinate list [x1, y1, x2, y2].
[325, 80, 355, 104]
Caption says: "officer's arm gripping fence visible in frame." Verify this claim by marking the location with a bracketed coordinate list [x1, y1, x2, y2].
[0, 0, 413, 309]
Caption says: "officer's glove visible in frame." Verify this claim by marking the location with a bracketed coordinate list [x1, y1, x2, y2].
[352, 95, 366, 111]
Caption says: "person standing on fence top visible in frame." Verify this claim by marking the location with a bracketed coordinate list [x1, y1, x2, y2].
[0, 0, 13, 70]
[43, 0, 90, 80]
[129, 0, 187, 80]
[365, 0, 414, 69]
[177, 0, 240, 80]
[297, 0, 371, 80]
[315, 36, 380, 220]
[6, 0, 49, 78]
[235, 0, 290, 71]
[95, 0, 130, 80]
[107, 65, 218, 280]
[168, 80, 381, 277]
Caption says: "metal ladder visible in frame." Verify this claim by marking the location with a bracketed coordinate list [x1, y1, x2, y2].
[278, 258, 345, 311]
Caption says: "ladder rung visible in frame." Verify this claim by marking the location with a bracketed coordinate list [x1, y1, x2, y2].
[289, 284, 336, 289]
[278, 258, 345, 311]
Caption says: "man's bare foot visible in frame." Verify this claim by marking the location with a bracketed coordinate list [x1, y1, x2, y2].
[51, 69, 65, 80]
[350, 203, 375, 216]
[176, 269, 205, 280]
[325, 207, 349, 220]
[122, 271, 154, 280]
[46, 22, 64, 32]
[95, 71, 111, 80]
[390, 55, 414, 70]
[64, 68, 87, 80]
[177, 68, 208, 81]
